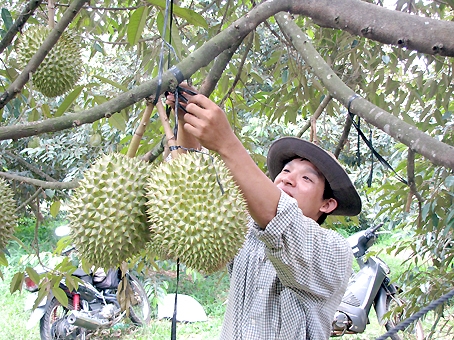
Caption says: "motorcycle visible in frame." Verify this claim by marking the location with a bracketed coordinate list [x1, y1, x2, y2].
[331, 223, 425, 339]
[24, 225, 151, 340]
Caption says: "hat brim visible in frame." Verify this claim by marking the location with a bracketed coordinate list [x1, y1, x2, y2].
[267, 137, 361, 216]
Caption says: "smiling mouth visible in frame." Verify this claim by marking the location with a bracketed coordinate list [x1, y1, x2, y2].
[281, 188, 293, 197]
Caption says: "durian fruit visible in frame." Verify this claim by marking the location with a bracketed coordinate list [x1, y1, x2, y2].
[67, 153, 151, 269]
[0, 178, 16, 250]
[16, 26, 83, 97]
[145, 152, 248, 274]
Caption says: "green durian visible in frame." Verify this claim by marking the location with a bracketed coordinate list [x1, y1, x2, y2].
[145, 152, 248, 274]
[0, 178, 16, 250]
[67, 153, 151, 269]
[16, 26, 83, 97]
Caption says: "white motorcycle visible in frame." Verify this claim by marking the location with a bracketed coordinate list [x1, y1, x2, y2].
[331, 224, 424, 339]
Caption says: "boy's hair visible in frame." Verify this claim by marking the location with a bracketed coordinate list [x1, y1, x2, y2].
[317, 178, 334, 225]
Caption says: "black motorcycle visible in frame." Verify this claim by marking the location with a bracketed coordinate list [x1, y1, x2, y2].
[331, 224, 424, 339]
[24, 226, 151, 340]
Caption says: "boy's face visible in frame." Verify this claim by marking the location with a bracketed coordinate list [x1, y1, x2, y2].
[274, 158, 337, 222]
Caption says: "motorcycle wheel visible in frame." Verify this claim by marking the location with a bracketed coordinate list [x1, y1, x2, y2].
[127, 273, 151, 326]
[384, 294, 425, 340]
[39, 296, 75, 340]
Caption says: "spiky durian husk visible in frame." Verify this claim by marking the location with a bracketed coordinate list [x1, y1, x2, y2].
[145, 152, 248, 274]
[67, 153, 151, 269]
[16, 26, 83, 97]
[0, 179, 16, 250]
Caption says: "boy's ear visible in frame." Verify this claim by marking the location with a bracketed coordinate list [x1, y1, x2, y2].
[320, 198, 337, 214]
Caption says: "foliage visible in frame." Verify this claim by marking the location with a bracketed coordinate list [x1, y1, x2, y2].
[0, 0, 453, 335]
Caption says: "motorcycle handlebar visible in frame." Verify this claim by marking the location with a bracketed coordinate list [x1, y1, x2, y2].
[367, 223, 384, 235]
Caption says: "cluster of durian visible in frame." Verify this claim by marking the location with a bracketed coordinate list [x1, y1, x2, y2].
[67, 153, 151, 269]
[68, 152, 248, 274]
[146, 152, 248, 274]
[0, 178, 16, 251]
[16, 26, 83, 98]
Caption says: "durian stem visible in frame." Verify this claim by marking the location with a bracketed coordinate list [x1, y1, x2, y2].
[48, 0, 56, 28]
[126, 101, 155, 158]
[156, 100, 180, 160]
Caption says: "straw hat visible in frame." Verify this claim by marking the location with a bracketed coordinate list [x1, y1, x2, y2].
[267, 137, 361, 216]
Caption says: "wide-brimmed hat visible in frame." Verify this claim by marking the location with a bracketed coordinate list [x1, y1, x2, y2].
[267, 137, 361, 216]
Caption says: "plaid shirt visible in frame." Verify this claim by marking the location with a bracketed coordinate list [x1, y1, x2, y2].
[220, 191, 353, 339]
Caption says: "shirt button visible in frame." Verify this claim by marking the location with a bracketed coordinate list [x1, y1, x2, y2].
[251, 319, 255, 325]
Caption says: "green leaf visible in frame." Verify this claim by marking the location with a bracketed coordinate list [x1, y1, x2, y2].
[33, 286, 48, 309]
[51, 286, 68, 307]
[127, 7, 149, 46]
[41, 104, 51, 118]
[45, 189, 55, 199]
[50, 200, 61, 218]
[147, 0, 208, 28]
[1, 8, 13, 30]
[55, 86, 84, 117]
[109, 112, 127, 132]
[0, 251, 8, 266]
[25, 266, 40, 285]
[93, 75, 129, 92]
[445, 175, 454, 187]
[10, 271, 24, 294]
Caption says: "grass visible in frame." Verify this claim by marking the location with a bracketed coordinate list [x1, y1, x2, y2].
[1, 218, 453, 339]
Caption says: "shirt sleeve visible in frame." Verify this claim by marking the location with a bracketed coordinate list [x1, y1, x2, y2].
[254, 190, 353, 299]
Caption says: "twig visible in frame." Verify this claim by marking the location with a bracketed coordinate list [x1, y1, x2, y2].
[4, 150, 57, 182]
[0, 0, 43, 54]
[141, 135, 166, 163]
[127, 101, 155, 158]
[219, 33, 254, 107]
[0, 171, 78, 190]
[334, 112, 354, 158]
[15, 187, 43, 212]
[406, 148, 423, 226]
[156, 101, 179, 160]
[296, 94, 332, 138]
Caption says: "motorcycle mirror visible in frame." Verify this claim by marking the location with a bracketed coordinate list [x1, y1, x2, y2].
[55, 224, 71, 237]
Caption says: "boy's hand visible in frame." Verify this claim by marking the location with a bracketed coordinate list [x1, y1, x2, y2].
[165, 83, 198, 120]
[183, 94, 237, 155]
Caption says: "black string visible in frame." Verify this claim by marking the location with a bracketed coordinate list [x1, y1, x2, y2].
[356, 115, 361, 165]
[347, 95, 408, 185]
[367, 128, 374, 188]
[171, 258, 180, 340]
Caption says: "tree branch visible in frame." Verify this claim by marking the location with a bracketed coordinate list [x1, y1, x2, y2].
[4, 149, 57, 182]
[0, 0, 284, 141]
[334, 113, 354, 159]
[15, 187, 43, 212]
[220, 33, 254, 107]
[296, 94, 332, 138]
[199, 38, 243, 97]
[275, 11, 454, 170]
[0, 171, 78, 190]
[0, 0, 88, 109]
[0, 0, 43, 55]
[289, 0, 454, 56]
[141, 135, 166, 163]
